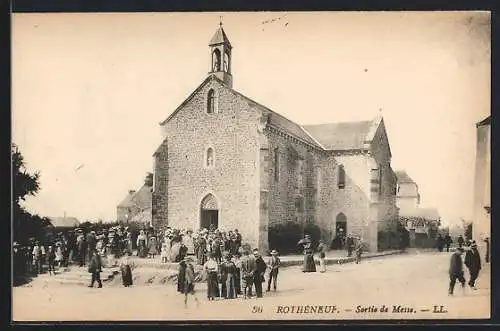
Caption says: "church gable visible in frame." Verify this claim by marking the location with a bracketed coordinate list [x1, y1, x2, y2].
[369, 117, 392, 161]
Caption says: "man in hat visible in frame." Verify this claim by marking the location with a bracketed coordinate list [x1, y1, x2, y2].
[266, 250, 281, 292]
[252, 249, 267, 298]
[464, 241, 482, 290]
[448, 247, 466, 295]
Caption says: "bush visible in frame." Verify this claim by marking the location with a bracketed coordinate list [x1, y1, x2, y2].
[268, 221, 303, 255]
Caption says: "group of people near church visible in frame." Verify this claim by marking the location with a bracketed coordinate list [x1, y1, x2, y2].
[177, 246, 281, 307]
[13, 226, 134, 282]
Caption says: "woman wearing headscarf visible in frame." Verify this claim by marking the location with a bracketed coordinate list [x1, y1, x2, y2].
[204, 253, 220, 300]
[298, 234, 316, 272]
[196, 234, 207, 266]
[136, 230, 147, 258]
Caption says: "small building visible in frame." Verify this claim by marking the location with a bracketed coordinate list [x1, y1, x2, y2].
[395, 170, 420, 211]
[472, 115, 491, 252]
[395, 170, 440, 247]
[116, 173, 153, 224]
[47, 216, 80, 230]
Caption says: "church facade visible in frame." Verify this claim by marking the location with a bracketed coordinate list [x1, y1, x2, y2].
[152, 25, 398, 252]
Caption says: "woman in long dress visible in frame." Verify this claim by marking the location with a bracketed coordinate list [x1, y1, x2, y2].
[298, 234, 316, 272]
[148, 236, 158, 258]
[120, 255, 133, 287]
[196, 236, 207, 266]
[204, 254, 220, 300]
[177, 260, 187, 294]
[136, 230, 147, 258]
[221, 254, 237, 299]
[55, 242, 64, 268]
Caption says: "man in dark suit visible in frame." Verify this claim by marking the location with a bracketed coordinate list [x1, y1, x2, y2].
[448, 247, 465, 295]
[464, 241, 482, 290]
[253, 249, 267, 298]
[88, 250, 103, 288]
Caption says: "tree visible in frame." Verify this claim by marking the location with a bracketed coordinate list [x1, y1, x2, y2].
[12, 144, 40, 205]
[12, 144, 51, 244]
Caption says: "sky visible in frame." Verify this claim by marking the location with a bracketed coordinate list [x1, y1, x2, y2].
[12, 11, 490, 226]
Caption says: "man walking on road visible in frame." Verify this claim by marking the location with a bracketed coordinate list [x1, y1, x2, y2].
[448, 247, 466, 295]
[88, 250, 103, 288]
[464, 241, 482, 290]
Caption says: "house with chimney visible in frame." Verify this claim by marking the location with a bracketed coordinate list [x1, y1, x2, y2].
[116, 173, 153, 224]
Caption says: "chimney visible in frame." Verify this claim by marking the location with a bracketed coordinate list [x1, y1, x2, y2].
[129, 190, 136, 195]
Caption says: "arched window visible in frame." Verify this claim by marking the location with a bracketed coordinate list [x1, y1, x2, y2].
[207, 89, 217, 114]
[206, 148, 214, 168]
[338, 165, 345, 189]
[212, 49, 221, 71]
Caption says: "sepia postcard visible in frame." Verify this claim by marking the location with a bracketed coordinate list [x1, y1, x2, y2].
[11, 11, 491, 322]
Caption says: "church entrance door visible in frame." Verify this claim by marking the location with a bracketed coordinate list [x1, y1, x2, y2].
[200, 193, 219, 230]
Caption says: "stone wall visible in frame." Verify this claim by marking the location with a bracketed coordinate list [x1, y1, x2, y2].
[473, 123, 491, 243]
[155, 77, 263, 250]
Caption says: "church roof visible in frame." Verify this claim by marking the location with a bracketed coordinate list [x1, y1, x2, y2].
[395, 170, 416, 184]
[227, 87, 323, 148]
[209, 26, 232, 47]
[302, 120, 374, 151]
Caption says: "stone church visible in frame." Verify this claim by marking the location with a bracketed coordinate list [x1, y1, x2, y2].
[151, 25, 399, 252]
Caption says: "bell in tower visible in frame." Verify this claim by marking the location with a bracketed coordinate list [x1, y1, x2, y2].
[209, 21, 233, 88]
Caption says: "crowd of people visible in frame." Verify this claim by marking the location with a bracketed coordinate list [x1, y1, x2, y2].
[448, 239, 483, 295]
[177, 247, 280, 308]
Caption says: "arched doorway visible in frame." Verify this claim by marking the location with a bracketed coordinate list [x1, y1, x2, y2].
[336, 212, 347, 236]
[200, 193, 219, 230]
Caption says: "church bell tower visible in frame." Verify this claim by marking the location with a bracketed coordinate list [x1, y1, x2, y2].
[208, 21, 233, 88]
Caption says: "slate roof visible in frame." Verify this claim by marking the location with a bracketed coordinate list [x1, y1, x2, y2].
[395, 170, 416, 184]
[209, 26, 232, 47]
[117, 185, 152, 210]
[47, 217, 80, 228]
[302, 121, 374, 150]
[159, 75, 383, 151]
[227, 87, 323, 148]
